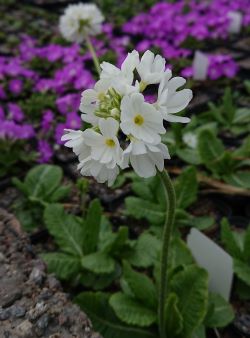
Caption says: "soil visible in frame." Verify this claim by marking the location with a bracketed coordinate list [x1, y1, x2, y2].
[0, 208, 102, 338]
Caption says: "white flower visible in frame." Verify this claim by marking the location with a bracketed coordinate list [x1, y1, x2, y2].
[78, 159, 119, 186]
[121, 139, 170, 178]
[80, 79, 110, 126]
[59, 3, 104, 43]
[156, 70, 193, 123]
[83, 117, 122, 168]
[61, 129, 90, 157]
[100, 50, 139, 95]
[136, 50, 165, 85]
[183, 132, 197, 149]
[120, 93, 165, 144]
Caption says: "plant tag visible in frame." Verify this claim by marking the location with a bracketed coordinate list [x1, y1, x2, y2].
[187, 228, 233, 300]
[193, 51, 209, 81]
[228, 11, 242, 34]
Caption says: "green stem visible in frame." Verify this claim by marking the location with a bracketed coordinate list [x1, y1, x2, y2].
[85, 34, 101, 75]
[157, 169, 176, 338]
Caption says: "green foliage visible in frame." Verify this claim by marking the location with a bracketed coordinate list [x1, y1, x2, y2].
[109, 293, 157, 327]
[42, 199, 132, 289]
[175, 166, 198, 209]
[170, 265, 209, 338]
[20, 92, 56, 121]
[12, 164, 70, 230]
[221, 218, 250, 292]
[164, 293, 183, 336]
[0, 140, 37, 178]
[204, 293, 234, 328]
[75, 292, 156, 338]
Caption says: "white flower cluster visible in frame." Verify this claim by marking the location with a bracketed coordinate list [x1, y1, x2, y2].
[62, 50, 193, 186]
[59, 3, 104, 43]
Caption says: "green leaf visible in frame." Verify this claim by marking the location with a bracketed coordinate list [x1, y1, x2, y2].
[50, 185, 71, 202]
[205, 293, 234, 328]
[81, 252, 116, 274]
[170, 238, 194, 269]
[234, 258, 250, 286]
[233, 108, 250, 124]
[41, 252, 80, 280]
[12, 177, 29, 196]
[171, 265, 209, 338]
[221, 218, 242, 259]
[131, 181, 154, 201]
[164, 293, 183, 336]
[125, 197, 164, 224]
[128, 233, 161, 268]
[224, 171, 250, 189]
[192, 216, 214, 230]
[192, 325, 206, 338]
[109, 292, 157, 327]
[44, 204, 84, 257]
[235, 280, 250, 300]
[25, 164, 63, 199]
[198, 129, 225, 174]
[175, 166, 198, 209]
[83, 199, 102, 254]
[122, 261, 157, 310]
[176, 148, 202, 165]
[243, 226, 250, 262]
[102, 226, 129, 255]
[75, 292, 155, 338]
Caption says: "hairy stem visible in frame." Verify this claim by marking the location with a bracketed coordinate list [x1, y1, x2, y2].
[85, 34, 101, 75]
[157, 169, 176, 338]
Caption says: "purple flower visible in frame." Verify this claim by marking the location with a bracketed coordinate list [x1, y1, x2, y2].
[8, 103, 24, 122]
[9, 79, 23, 95]
[56, 94, 80, 115]
[41, 110, 54, 131]
[0, 106, 5, 120]
[66, 111, 81, 129]
[55, 123, 66, 145]
[38, 140, 53, 163]
[0, 120, 34, 140]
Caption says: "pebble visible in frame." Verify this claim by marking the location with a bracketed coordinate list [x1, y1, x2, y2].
[0, 308, 11, 321]
[234, 313, 250, 336]
[27, 302, 47, 321]
[10, 305, 26, 318]
[16, 319, 33, 337]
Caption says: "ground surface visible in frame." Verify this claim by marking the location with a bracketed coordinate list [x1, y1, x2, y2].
[0, 208, 102, 338]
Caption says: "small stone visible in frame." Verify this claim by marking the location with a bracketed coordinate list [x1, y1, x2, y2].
[16, 320, 33, 337]
[0, 307, 11, 320]
[10, 305, 26, 318]
[29, 267, 45, 286]
[27, 301, 47, 321]
[38, 288, 52, 301]
[36, 313, 49, 329]
[234, 313, 250, 336]
[47, 275, 60, 290]
[0, 252, 6, 262]
[2, 290, 22, 308]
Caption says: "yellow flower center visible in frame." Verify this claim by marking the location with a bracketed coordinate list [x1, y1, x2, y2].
[134, 114, 144, 126]
[105, 138, 116, 147]
[98, 92, 105, 101]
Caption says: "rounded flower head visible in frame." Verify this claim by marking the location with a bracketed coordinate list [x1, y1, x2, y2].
[59, 3, 104, 43]
[62, 49, 193, 186]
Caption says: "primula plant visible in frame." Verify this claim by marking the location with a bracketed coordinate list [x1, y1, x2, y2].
[62, 47, 193, 338]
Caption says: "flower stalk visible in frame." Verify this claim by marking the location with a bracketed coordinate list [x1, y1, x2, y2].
[85, 34, 101, 75]
[157, 169, 176, 338]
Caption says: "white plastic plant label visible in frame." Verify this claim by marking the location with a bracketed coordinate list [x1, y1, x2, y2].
[187, 228, 233, 301]
[193, 51, 209, 81]
[228, 11, 242, 34]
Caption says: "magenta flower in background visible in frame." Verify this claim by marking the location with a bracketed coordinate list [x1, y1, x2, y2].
[0, 106, 5, 120]
[41, 110, 54, 131]
[9, 79, 23, 95]
[56, 93, 80, 115]
[8, 103, 24, 122]
[38, 140, 53, 163]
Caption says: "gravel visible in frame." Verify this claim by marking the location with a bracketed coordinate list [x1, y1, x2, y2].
[0, 208, 102, 338]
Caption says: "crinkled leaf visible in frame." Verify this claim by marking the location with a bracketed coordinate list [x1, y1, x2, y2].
[243, 226, 250, 262]
[164, 293, 183, 336]
[221, 218, 242, 259]
[42, 252, 80, 280]
[171, 265, 209, 338]
[81, 252, 115, 274]
[109, 292, 157, 327]
[83, 199, 102, 254]
[122, 261, 157, 310]
[205, 293, 234, 328]
[125, 197, 164, 224]
[50, 185, 71, 202]
[128, 233, 161, 268]
[44, 203, 84, 257]
[75, 292, 155, 338]
[234, 258, 250, 286]
[25, 164, 62, 199]
[224, 171, 250, 189]
[175, 166, 198, 209]
[176, 148, 202, 165]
